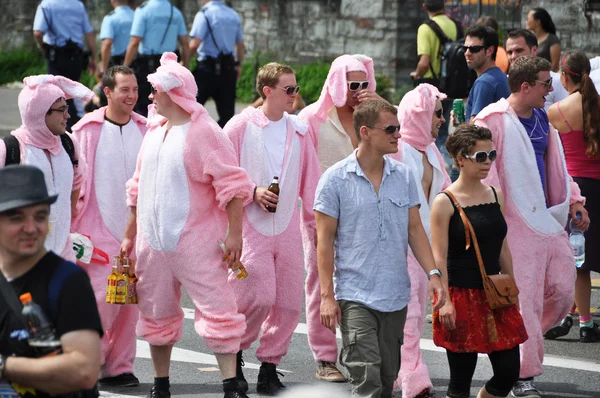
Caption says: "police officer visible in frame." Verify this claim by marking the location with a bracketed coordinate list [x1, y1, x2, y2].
[189, 0, 245, 127]
[33, 0, 97, 130]
[100, 0, 135, 74]
[124, 0, 189, 117]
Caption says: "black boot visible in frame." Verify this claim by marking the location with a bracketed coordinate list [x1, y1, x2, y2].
[580, 322, 600, 343]
[544, 316, 573, 340]
[147, 386, 171, 398]
[236, 350, 248, 393]
[256, 362, 286, 396]
[223, 376, 249, 398]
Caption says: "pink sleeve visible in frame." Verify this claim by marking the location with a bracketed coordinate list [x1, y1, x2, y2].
[71, 128, 88, 218]
[569, 177, 585, 205]
[476, 116, 504, 191]
[297, 108, 319, 153]
[222, 114, 246, 164]
[71, 135, 86, 191]
[125, 134, 147, 208]
[298, 134, 321, 231]
[0, 140, 6, 168]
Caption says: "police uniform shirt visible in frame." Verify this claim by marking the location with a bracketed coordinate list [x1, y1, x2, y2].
[100, 5, 135, 56]
[33, 0, 93, 48]
[130, 0, 187, 56]
[190, 0, 243, 61]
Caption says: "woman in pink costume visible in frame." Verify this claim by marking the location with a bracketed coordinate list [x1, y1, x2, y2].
[473, 56, 589, 398]
[71, 66, 147, 387]
[224, 62, 321, 395]
[297, 54, 379, 382]
[389, 83, 451, 398]
[120, 52, 254, 398]
[0, 75, 91, 262]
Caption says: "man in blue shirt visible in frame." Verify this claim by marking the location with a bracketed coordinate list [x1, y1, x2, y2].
[99, 0, 135, 73]
[464, 25, 511, 121]
[314, 99, 446, 398]
[32, 0, 97, 130]
[124, 0, 189, 116]
[189, 0, 245, 127]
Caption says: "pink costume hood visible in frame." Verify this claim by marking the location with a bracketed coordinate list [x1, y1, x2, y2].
[14, 75, 93, 155]
[147, 52, 208, 123]
[398, 83, 447, 152]
[312, 54, 377, 121]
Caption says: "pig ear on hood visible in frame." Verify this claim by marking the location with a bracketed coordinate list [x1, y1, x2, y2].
[23, 75, 94, 102]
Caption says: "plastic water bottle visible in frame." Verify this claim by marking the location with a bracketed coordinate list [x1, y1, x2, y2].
[569, 213, 585, 268]
[20, 293, 61, 357]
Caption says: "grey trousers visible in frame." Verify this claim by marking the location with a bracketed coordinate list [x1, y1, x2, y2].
[338, 300, 408, 398]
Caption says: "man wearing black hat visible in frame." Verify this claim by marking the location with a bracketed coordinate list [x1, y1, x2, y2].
[0, 165, 103, 398]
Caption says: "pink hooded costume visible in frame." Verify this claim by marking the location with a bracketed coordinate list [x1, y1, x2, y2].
[297, 54, 377, 363]
[388, 84, 451, 398]
[474, 98, 584, 378]
[224, 106, 321, 364]
[71, 107, 147, 378]
[0, 75, 92, 262]
[126, 53, 254, 353]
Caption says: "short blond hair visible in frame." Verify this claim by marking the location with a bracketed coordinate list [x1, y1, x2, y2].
[256, 62, 296, 99]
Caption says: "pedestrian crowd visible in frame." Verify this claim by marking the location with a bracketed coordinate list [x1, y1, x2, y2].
[0, 1, 598, 398]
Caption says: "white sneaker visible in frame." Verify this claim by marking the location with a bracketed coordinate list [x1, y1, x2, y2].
[511, 380, 541, 398]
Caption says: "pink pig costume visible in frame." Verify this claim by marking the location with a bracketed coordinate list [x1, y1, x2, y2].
[126, 53, 254, 353]
[224, 107, 321, 364]
[71, 107, 147, 378]
[0, 75, 91, 262]
[388, 84, 451, 398]
[474, 98, 584, 379]
[297, 54, 377, 364]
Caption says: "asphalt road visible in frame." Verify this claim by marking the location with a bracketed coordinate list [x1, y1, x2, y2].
[1, 87, 599, 397]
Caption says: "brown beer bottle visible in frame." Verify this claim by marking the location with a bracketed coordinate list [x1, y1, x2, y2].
[266, 176, 279, 213]
[115, 257, 128, 305]
[218, 240, 249, 280]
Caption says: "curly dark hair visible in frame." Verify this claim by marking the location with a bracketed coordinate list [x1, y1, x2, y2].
[446, 123, 493, 166]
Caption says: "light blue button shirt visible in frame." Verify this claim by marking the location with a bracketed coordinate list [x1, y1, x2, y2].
[314, 150, 420, 312]
[130, 0, 187, 55]
[33, 0, 94, 48]
[189, 0, 243, 61]
[100, 6, 134, 56]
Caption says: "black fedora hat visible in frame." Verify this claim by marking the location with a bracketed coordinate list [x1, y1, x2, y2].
[0, 165, 58, 213]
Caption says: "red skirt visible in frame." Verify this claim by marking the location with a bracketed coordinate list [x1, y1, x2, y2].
[433, 286, 528, 353]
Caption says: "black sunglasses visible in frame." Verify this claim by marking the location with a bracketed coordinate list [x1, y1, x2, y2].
[464, 149, 497, 163]
[367, 124, 401, 134]
[434, 108, 443, 118]
[275, 85, 301, 96]
[348, 81, 369, 91]
[461, 45, 485, 53]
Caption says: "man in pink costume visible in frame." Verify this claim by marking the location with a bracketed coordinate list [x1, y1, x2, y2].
[0, 75, 91, 262]
[473, 56, 589, 398]
[389, 83, 451, 398]
[71, 65, 146, 388]
[224, 62, 321, 395]
[297, 54, 381, 382]
[120, 52, 254, 398]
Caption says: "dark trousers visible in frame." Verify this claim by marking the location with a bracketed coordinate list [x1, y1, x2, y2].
[446, 346, 520, 398]
[194, 62, 237, 127]
[132, 55, 161, 117]
[47, 53, 83, 131]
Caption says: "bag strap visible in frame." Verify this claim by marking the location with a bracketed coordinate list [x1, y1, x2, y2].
[60, 133, 78, 167]
[2, 135, 21, 165]
[443, 190, 489, 279]
[0, 272, 28, 329]
[159, 4, 174, 50]
[202, 9, 221, 53]
[41, 6, 57, 38]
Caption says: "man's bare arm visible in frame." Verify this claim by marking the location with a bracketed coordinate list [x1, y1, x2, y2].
[124, 36, 142, 67]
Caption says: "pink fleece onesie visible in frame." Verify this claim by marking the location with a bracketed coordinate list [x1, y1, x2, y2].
[71, 107, 147, 377]
[0, 75, 92, 262]
[224, 107, 321, 365]
[126, 53, 254, 353]
[388, 84, 451, 398]
[297, 54, 377, 363]
[474, 98, 584, 379]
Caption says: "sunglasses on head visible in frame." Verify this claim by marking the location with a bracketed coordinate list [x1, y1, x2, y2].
[464, 149, 497, 163]
[434, 108, 443, 118]
[367, 124, 401, 134]
[348, 81, 369, 91]
[275, 85, 300, 96]
[461, 45, 485, 53]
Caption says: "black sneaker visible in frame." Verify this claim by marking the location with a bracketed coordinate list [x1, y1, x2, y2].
[580, 322, 600, 343]
[224, 391, 250, 398]
[236, 350, 248, 393]
[256, 362, 286, 396]
[98, 373, 140, 387]
[147, 385, 171, 398]
[544, 316, 573, 340]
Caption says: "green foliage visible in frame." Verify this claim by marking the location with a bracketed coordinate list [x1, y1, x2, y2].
[0, 48, 46, 86]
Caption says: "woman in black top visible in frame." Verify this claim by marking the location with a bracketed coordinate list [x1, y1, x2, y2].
[430, 124, 527, 398]
[526, 7, 561, 72]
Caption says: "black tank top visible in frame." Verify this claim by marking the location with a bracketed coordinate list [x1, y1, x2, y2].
[443, 187, 507, 289]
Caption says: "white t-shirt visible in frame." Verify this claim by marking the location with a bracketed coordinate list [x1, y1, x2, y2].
[262, 116, 287, 181]
[544, 71, 569, 110]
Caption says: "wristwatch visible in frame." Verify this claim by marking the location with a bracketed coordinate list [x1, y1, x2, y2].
[428, 268, 443, 280]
